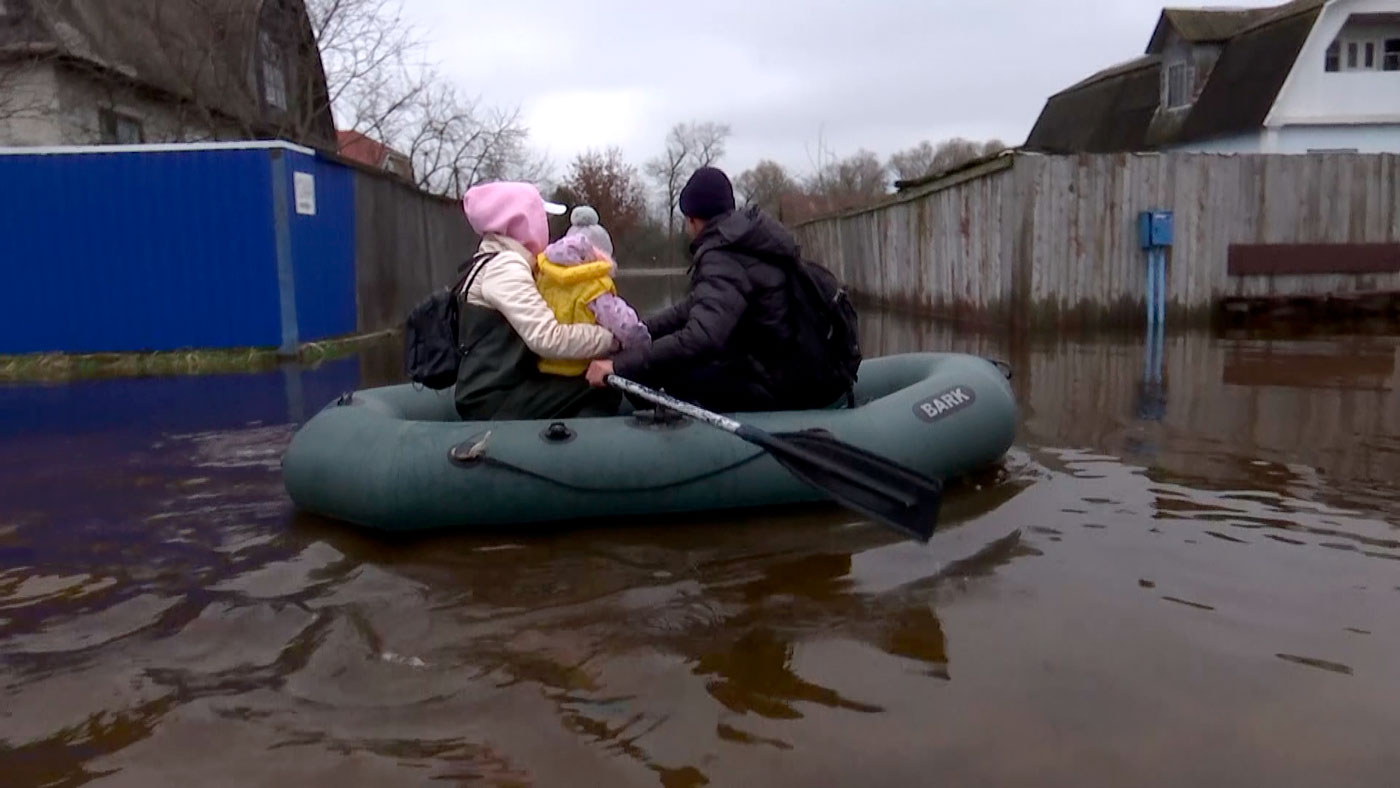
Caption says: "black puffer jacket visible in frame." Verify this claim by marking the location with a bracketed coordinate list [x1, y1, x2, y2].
[612, 206, 801, 402]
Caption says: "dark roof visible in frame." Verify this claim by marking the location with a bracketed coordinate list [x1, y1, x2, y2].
[1145, 0, 1323, 50]
[1023, 55, 1162, 154]
[1023, 0, 1325, 153]
[1147, 8, 1271, 51]
[1176, 1, 1323, 144]
[6, 0, 333, 148]
[1062, 54, 1162, 93]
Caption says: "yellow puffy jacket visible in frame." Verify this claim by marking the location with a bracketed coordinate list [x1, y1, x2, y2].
[534, 254, 619, 376]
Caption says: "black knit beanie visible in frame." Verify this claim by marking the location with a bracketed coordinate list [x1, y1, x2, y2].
[678, 166, 736, 221]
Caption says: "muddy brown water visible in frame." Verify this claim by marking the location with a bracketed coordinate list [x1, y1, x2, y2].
[2, 312, 1398, 787]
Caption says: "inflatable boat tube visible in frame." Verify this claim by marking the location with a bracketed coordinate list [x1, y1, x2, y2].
[281, 352, 1018, 532]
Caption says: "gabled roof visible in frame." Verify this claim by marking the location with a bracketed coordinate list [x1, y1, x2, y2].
[1059, 54, 1162, 94]
[3, 0, 333, 148]
[1024, 0, 1327, 153]
[1024, 55, 1162, 153]
[1147, 7, 1273, 51]
[1146, 0, 1323, 51]
[1177, 2, 1323, 144]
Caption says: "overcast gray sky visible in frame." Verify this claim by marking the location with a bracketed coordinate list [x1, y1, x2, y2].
[401, 0, 1283, 180]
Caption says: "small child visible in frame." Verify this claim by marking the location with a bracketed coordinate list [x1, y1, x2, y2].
[533, 212, 650, 377]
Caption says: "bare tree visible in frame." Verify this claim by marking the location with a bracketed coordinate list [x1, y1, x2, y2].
[308, 0, 549, 194]
[390, 82, 547, 198]
[644, 129, 690, 239]
[888, 137, 1011, 183]
[645, 120, 731, 237]
[564, 147, 649, 244]
[930, 137, 985, 174]
[307, 0, 417, 129]
[888, 141, 936, 182]
[807, 148, 887, 212]
[735, 159, 797, 219]
[305, 0, 426, 141]
[686, 120, 730, 168]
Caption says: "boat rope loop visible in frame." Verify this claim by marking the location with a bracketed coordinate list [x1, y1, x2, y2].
[449, 436, 770, 493]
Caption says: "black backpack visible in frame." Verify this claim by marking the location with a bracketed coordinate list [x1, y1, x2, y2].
[403, 251, 497, 389]
[704, 238, 861, 407]
[783, 251, 862, 406]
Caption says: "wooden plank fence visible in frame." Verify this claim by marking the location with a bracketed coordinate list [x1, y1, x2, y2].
[795, 152, 1400, 330]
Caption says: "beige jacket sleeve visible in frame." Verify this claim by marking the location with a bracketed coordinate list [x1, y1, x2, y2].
[463, 241, 616, 360]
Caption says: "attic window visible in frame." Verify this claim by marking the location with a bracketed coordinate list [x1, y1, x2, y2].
[259, 30, 288, 112]
[1330, 34, 1399, 72]
[1164, 62, 1193, 108]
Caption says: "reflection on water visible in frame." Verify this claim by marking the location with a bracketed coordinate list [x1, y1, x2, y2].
[1, 310, 1398, 786]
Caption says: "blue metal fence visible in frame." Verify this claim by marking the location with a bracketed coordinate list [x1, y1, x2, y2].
[0, 141, 358, 355]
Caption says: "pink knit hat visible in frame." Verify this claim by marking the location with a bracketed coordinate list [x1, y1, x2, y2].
[461, 182, 558, 256]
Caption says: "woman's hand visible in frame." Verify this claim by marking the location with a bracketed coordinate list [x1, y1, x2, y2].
[585, 359, 614, 388]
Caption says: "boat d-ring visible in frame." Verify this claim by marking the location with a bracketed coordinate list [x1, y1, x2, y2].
[540, 421, 577, 444]
[449, 430, 492, 466]
[985, 358, 1013, 380]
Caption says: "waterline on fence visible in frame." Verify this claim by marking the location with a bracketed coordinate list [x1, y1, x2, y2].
[0, 329, 400, 383]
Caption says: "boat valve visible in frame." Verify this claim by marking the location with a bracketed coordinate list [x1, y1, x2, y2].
[541, 421, 576, 443]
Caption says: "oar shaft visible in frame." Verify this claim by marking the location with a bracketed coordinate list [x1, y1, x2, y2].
[606, 375, 742, 433]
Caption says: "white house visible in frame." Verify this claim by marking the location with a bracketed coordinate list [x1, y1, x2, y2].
[1024, 0, 1400, 154]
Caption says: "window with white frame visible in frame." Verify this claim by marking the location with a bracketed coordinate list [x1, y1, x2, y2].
[1325, 41, 1341, 71]
[259, 29, 288, 111]
[1163, 62, 1193, 108]
[1328, 34, 1400, 72]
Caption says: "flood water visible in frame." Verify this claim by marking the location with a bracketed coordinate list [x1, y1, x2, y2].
[2, 310, 1398, 786]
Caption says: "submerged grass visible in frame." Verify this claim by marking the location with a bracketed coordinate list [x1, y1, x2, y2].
[0, 330, 399, 383]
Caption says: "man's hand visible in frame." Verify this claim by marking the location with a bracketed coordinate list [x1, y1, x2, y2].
[585, 359, 615, 388]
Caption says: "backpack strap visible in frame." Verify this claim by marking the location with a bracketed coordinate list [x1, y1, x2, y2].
[455, 251, 500, 301]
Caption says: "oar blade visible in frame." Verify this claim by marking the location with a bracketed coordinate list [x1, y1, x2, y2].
[768, 429, 943, 542]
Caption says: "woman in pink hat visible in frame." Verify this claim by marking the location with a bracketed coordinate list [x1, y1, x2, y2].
[451, 181, 620, 420]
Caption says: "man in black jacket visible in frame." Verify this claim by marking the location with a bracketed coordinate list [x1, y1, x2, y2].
[585, 166, 819, 412]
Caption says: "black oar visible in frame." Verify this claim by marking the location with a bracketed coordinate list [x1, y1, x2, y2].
[607, 375, 943, 542]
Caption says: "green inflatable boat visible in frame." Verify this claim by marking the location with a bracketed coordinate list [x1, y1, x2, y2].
[281, 353, 1018, 532]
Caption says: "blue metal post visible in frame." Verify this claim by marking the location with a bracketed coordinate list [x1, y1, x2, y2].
[1154, 247, 1167, 329]
[1135, 211, 1171, 424]
[1137, 211, 1173, 332]
[1145, 250, 1156, 329]
[269, 149, 301, 358]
